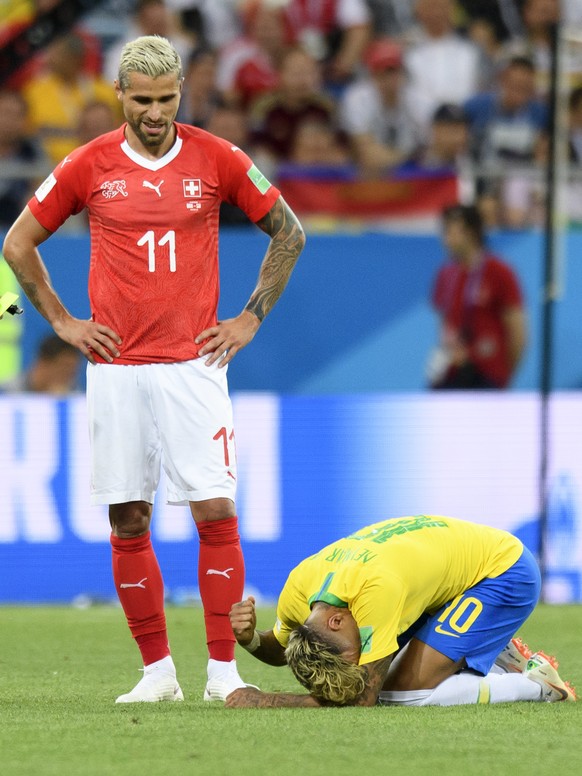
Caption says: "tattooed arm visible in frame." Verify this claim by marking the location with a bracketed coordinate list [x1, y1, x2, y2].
[196, 196, 305, 366]
[226, 688, 321, 708]
[2, 207, 121, 363]
[245, 195, 305, 322]
[225, 655, 394, 709]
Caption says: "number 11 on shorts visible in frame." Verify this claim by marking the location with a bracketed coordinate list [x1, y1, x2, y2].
[213, 426, 236, 466]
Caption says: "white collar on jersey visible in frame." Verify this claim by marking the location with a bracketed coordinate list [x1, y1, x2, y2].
[120, 134, 183, 171]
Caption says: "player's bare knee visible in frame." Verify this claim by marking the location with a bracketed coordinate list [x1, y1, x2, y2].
[109, 501, 152, 537]
[190, 497, 236, 523]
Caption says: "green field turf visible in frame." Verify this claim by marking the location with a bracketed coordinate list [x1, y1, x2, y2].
[0, 604, 580, 776]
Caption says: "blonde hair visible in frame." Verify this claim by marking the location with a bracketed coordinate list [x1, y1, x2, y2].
[285, 625, 367, 705]
[118, 35, 182, 90]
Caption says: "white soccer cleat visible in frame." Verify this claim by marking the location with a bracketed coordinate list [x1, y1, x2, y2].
[495, 637, 534, 673]
[203, 658, 257, 702]
[525, 652, 577, 703]
[115, 656, 184, 703]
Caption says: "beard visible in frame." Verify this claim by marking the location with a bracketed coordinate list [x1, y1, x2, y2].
[129, 117, 173, 148]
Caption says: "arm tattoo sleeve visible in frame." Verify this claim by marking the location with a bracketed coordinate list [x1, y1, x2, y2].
[249, 693, 321, 708]
[245, 197, 305, 322]
[253, 656, 393, 708]
[8, 261, 51, 321]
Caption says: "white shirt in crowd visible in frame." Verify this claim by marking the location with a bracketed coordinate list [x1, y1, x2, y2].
[404, 34, 482, 136]
[339, 77, 421, 157]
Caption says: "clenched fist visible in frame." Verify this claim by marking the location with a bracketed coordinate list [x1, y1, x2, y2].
[229, 595, 257, 647]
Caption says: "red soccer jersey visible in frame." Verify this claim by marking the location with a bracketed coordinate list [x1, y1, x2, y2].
[28, 123, 280, 364]
[432, 253, 523, 388]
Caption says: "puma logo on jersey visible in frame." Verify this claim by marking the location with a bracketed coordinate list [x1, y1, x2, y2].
[119, 577, 148, 589]
[143, 180, 164, 197]
[101, 180, 128, 199]
[205, 568, 234, 579]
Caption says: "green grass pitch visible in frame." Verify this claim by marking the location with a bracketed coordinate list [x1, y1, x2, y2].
[1, 604, 580, 776]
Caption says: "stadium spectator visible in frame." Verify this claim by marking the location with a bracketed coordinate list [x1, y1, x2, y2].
[3, 34, 305, 704]
[494, 132, 547, 229]
[281, 0, 372, 85]
[365, 0, 415, 37]
[59, 100, 122, 234]
[249, 46, 336, 163]
[205, 101, 250, 151]
[0, 334, 81, 394]
[428, 204, 526, 389]
[404, 0, 484, 135]
[417, 103, 471, 169]
[289, 119, 350, 167]
[22, 32, 121, 164]
[456, 0, 524, 42]
[503, 0, 582, 95]
[226, 514, 575, 707]
[205, 102, 260, 226]
[177, 46, 220, 127]
[0, 89, 49, 230]
[0, 0, 59, 88]
[464, 15, 505, 86]
[497, 86, 582, 229]
[463, 56, 548, 167]
[77, 101, 119, 145]
[216, 2, 286, 108]
[166, 0, 242, 51]
[102, 0, 194, 85]
[339, 38, 421, 174]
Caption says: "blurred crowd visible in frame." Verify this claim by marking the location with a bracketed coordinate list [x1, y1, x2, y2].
[2, 0, 582, 231]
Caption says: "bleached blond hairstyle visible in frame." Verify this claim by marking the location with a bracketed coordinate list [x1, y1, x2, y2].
[285, 625, 367, 705]
[118, 35, 182, 90]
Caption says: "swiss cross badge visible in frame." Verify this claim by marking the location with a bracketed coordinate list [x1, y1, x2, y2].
[183, 179, 202, 198]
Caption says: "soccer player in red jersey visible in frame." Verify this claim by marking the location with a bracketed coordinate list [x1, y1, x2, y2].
[428, 204, 527, 389]
[2, 35, 306, 703]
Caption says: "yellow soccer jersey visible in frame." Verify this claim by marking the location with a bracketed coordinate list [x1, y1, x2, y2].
[273, 515, 523, 665]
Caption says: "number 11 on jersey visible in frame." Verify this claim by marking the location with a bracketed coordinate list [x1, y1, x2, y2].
[137, 230, 176, 272]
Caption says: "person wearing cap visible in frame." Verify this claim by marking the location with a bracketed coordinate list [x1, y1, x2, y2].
[338, 38, 422, 174]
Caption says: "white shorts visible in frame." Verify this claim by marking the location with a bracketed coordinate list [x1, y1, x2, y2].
[86, 358, 237, 506]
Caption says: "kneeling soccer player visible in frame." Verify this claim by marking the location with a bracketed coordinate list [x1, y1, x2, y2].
[227, 515, 576, 707]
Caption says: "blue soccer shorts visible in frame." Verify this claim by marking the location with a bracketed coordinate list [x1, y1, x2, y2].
[398, 545, 541, 676]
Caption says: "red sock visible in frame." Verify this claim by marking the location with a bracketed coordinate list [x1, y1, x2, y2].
[111, 531, 170, 665]
[197, 517, 245, 662]
[135, 631, 170, 666]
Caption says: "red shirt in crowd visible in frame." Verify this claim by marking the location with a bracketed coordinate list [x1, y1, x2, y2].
[432, 253, 523, 388]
